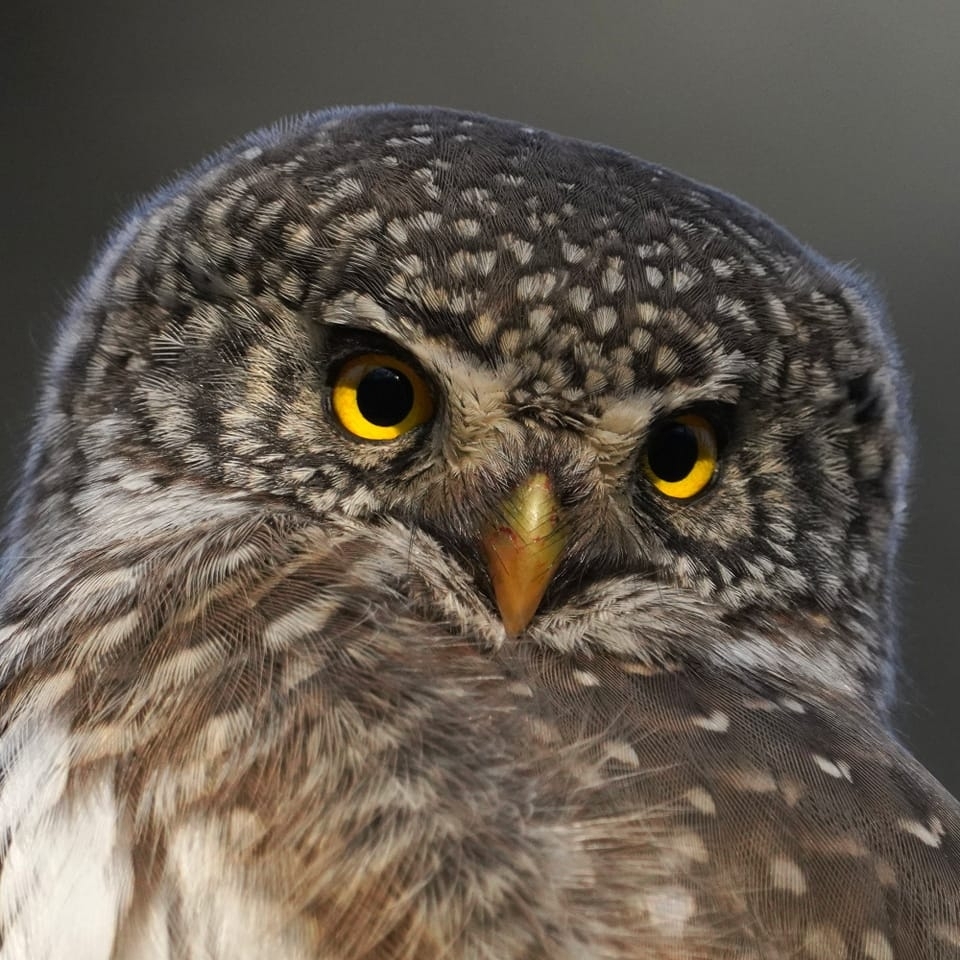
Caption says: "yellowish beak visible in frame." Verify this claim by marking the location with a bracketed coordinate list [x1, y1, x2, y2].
[480, 473, 565, 635]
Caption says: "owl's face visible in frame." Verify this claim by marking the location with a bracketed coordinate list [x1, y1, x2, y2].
[17, 107, 907, 708]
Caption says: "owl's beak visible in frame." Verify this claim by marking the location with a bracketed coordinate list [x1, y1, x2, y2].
[480, 472, 565, 635]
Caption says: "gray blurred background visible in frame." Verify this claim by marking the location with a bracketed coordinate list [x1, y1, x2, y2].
[2, 1, 958, 790]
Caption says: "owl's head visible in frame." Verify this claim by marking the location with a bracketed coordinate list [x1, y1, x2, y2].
[10, 106, 909, 710]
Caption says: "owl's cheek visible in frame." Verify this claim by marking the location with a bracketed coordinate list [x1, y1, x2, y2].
[627, 457, 804, 606]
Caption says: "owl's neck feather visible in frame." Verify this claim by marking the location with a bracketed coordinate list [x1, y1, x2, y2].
[1, 467, 892, 725]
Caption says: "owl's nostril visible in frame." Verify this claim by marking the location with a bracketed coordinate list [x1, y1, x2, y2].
[479, 472, 566, 636]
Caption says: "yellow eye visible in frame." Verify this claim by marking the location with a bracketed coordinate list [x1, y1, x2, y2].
[332, 353, 434, 440]
[644, 413, 718, 499]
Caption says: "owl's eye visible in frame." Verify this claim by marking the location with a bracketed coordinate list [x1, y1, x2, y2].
[332, 353, 434, 440]
[643, 413, 718, 499]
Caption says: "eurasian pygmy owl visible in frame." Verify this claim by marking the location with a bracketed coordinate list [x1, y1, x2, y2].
[1, 105, 957, 958]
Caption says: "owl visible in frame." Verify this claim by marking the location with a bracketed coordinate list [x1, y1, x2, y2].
[0, 104, 958, 960]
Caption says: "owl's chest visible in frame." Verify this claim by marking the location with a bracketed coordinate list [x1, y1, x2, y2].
[3, 645, 958, 959]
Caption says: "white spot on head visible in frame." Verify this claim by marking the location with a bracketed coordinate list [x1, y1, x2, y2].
[711, 257, 734, 277]
[335, 177, 364, 199]
[386, 218, 408, 242]
[396, 253, 424, 277]
[767, 294, 791, 327]
[568, 286, 593, 312]
[283, 222, 315, 254]
[470, 311, 499, 345]
[407, 210, 443, 233]
[644, 265, 664, 288]
[592, 306, 618, 336]
[636, 301, 658, 327]
[516, 271, 562, 301]
[475, 249, 497, 276]
[603, 259, 625, 294]
[654, 344, 681, 375]
[502, 234, 534, 264]
[455, 218, 481, 238]
[528, 305, 554, 336]
[672, 266, 698, 292]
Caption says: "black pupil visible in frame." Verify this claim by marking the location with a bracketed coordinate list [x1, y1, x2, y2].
[647, 422, 700, 482]
[356, 366, 414, 426]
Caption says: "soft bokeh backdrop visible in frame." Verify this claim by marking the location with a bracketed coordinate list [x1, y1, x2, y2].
[3, 1, 958, 790]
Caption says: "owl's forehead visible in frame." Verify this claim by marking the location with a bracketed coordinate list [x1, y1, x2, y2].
[116, 107, 866, 412]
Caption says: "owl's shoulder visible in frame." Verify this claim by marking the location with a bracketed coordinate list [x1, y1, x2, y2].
[517, 651, 960, 956]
